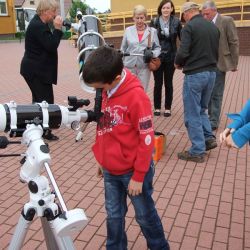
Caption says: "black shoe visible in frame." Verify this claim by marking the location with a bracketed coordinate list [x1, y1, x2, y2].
[43, 131, 59, 141]
[205, 138, 217, 151]
[164, 110, 171, 117]
[178, 151, 205, 163]
[154, 110, 161, 116]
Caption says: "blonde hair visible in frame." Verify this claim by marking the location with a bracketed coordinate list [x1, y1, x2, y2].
[37, 0, 59, 15]
[133, 5, 147, 17]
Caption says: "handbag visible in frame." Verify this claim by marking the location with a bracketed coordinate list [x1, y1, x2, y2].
[147, 29, 161, 71]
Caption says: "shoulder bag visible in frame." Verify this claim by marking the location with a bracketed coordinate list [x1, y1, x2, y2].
[148, 29, 161, 71]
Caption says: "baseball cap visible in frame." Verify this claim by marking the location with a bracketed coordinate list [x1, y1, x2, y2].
[181, 2, 200, 13]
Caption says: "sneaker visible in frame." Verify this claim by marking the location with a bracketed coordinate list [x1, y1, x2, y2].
[205, 138, 217, 151]
[43, 130, 59, 141]
[178, 151, 205, 163]
[164, 110, 171, 117]
[154, 109, 161, 116]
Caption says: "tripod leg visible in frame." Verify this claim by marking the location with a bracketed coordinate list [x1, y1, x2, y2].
[8, 215, 32, 250]
[41, 217, 75, 250]
[55, 236, 76, 250]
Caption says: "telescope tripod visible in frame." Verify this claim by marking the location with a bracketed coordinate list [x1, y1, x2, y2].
[8, 124, 87, 250]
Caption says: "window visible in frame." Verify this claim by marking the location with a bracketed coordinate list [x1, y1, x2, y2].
[30, 1, 34, 5]
[0, 0, 8, 15]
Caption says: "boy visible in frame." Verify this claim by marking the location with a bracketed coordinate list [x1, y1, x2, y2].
[220, 99, 250, 149]
[82, 46, 169, 250]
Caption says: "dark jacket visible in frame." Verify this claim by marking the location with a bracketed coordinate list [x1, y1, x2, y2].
[20, 14, 63, 84]
[150, 15, 182, 62]
[175, 14, 219, 74]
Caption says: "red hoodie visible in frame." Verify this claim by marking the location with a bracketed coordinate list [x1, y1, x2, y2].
[92, 69, 154, 182]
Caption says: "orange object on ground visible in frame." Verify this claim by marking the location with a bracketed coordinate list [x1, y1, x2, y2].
[153, 132, 166, 162]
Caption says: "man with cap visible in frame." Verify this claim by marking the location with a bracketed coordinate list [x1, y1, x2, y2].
[202, 0, 239, 131]
[174, 2, 220, 163]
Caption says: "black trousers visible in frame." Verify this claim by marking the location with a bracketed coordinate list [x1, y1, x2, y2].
[23, 76, 54, 104]
[153, 61, 175, 110]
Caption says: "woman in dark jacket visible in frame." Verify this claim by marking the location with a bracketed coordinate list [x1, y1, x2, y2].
[150, 0, 182, 117]
[20, 0, 63, 140]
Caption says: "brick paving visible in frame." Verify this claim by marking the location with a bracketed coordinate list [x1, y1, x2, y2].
[0, 41, 250, 250]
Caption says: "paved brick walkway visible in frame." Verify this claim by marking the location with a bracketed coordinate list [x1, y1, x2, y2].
[0, 41, 250, 250]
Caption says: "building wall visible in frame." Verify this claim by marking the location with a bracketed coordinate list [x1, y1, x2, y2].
[111, 0, 230, 12]
[105, 26, 250, 56]
[22, 0, 38, 9]
[0, 0, 16, 35]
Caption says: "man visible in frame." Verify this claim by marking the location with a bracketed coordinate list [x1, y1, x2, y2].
[20, 0, 63, 140]
[202, 0, 239, 131]
[175, 2, 220, 163]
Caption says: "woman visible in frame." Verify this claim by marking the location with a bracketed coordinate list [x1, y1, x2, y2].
[120, 5, 161, 92]
[150, 0, 182, 117]
[20, 0, 63, 140]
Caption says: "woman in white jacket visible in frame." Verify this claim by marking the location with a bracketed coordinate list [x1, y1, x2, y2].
[120, 5, 161, 92]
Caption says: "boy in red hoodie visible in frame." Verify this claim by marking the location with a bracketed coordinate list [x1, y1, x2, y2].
[82, 46, 169, 250]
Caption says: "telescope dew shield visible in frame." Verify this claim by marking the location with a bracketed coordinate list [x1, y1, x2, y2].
[77, 15, 106, 95]
[77, 15, 104, 51]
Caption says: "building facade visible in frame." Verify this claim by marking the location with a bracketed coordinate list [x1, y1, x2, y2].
[0, 0, 16, 35]
[111, 0, 230, 12]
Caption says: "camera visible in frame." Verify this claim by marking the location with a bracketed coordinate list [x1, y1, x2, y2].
[62, 19, 72, 29]
[143, 47, 153, 63]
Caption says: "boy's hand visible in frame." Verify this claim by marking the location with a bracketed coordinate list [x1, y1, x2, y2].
[97, 167, 103, 178]
[224, 134, 239, 148]
[128, 179, 143, 196]
[220, 128, 235, 143]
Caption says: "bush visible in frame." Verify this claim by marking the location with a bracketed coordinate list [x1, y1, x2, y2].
[15, 32, 25, 40]
[62, 30, 72, 40]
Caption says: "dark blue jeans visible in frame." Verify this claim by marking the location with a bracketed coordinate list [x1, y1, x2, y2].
[103, 162, 169, 250]
[183, 71, 216, 155]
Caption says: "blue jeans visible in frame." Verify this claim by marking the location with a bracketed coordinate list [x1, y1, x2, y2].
[208, 70, 226, 128]
[103, 162, 169, 250]
[183, 71, 216, 155]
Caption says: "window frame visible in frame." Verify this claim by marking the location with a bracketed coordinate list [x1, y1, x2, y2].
[0, 0, 8, 16]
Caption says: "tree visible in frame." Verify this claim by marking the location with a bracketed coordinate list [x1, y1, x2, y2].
[69, 0, 88, 21]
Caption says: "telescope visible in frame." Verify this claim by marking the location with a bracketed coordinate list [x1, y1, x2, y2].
[0, 96, 100, 138]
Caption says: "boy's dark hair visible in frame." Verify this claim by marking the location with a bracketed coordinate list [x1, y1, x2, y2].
[82, 46, 124, 84]
[157, 0, 175, 16]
